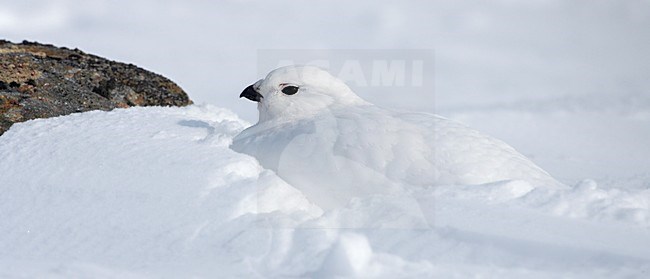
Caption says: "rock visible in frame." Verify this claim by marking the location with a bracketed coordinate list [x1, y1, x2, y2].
[0, 40, 192, 136]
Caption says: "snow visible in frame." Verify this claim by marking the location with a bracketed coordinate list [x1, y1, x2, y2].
[0, 106, 320, 277]
[1, 104, 649, 277]
[1, 0, 650, 277]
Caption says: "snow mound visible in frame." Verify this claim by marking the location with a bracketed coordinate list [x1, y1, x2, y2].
[1, 106, 649, 277]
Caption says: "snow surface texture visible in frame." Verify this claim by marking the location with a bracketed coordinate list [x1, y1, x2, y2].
[1, 105, 649, 278]
[231, 66, 561, 210]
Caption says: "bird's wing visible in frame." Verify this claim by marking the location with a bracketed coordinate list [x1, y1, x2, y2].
[326, 105, 438, 187]
[393, 110, 559, 187]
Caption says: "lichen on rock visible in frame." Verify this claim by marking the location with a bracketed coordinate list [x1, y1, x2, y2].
[0, 40, 193, 135]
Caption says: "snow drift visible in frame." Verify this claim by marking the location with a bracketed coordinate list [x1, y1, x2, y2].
[1, 105, 649, 277]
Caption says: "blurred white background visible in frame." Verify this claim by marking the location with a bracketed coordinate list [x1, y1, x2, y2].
[2, 0, 649, 122]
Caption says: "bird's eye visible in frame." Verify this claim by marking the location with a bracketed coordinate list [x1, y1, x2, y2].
[281, 85, 299, 95]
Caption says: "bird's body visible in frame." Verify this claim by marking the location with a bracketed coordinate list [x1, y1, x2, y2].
[232, 66, 560, 209]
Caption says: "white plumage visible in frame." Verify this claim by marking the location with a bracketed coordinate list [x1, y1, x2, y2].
[231, 66, 560, 209]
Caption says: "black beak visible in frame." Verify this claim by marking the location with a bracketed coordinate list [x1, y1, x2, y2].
[240, 85, 263, 102]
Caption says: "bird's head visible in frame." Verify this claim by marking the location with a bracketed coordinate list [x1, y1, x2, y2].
[240, 65, 366, 123]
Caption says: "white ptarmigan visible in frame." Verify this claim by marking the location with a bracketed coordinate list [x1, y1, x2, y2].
[231, 66, 560, 209]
